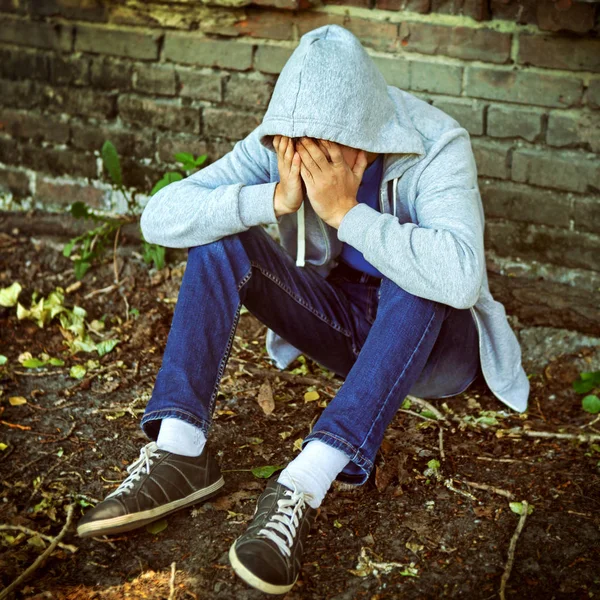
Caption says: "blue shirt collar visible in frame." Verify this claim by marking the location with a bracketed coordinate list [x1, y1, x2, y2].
[360, 154, 383, 186]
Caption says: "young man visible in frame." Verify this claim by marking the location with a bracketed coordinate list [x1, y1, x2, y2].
[76, 24, 529, 595]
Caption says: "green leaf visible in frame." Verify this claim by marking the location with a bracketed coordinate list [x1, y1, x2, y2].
[70, 202, 90, 219]
[174, 152, 194, 164]
[0, 355, 7, 366]
[0, 282, 22, 307]
[146, 519, 168, 535]
[427, 459, 440, 471]
[421, 409, 438, 420]
[573, 371, 600, 394]
[63, 239, 76, 258]
[74, 261, 92, 281]
[48, 358, 65, 366]
[582, 394, 600, 414]
[509, 501, 534, 515]
[69, 364, 86, 379]
[96, 339, 119, 357]
[251, 465, 285, 479]
[150, 172, 183, 196]
[22, 358, 47, 368]
[101, 140, 123, 187]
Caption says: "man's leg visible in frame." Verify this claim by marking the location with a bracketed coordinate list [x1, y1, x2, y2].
[77, 226, 367, 538]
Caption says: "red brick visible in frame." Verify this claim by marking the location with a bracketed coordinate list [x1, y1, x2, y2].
[430, 0, 491, 21]
[42, 84, 117, 120]
[234, 10, 295, 40]
[203, 108, 262, 140]
[295, 12, 346, 37]
[399, 22, 511, 63]
[343, 18, 399, 52]
[21, 144, 97, 179]
[324, 0, 372, 8]
[518, 33, 600, 73]
[31, 0, 109, 22]
[75, 23, 161, 61]
[0, 47, 49, 82]
[70, 121, 155, 159]
[0, 167, 30, 197]
[376, 0, 430, 12]
[490, 0, 538, 25]
[536, 0, 596, 34]
[0, 109, 70, 144]
[0, 79, 38, 109]
[118, 95, 200, 134]
[0, 16, 73, 51]
[36, 180, 106, 208]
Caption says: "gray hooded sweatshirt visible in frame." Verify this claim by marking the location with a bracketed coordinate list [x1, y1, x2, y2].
[141, 24, 530, 413]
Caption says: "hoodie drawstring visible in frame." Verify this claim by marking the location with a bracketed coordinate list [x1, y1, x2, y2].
[294, 177, 399, 268]
[295, 201, 306, 267]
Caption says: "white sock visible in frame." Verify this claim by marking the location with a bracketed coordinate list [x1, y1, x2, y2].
[156, 418, 207, 457]
[277, 440, 350, 509]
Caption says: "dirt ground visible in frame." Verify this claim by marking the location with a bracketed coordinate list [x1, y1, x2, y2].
[0, 225, 599, 600]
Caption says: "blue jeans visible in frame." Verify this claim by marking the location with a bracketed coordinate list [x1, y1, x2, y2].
[141, 226, 481, 485]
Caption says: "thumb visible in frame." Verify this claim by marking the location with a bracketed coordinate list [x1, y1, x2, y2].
[352, 150, 369, 181]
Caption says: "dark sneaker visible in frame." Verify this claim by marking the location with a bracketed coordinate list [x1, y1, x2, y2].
[228, 477, 318, 595]
[77, 441, 224, 538]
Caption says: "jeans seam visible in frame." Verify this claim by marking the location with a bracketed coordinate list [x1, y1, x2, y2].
[250, 260, 352, 337]
[308, 430, 374, 472]
[203, 267, 253, 420]
[357, 304, 440, 456]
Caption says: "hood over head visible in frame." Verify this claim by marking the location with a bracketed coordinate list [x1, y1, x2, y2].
[257, 24, 423, 155]
[258, 24, 424, 269]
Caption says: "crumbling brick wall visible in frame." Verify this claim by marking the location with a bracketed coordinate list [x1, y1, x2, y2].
[0, 0, 598, 336]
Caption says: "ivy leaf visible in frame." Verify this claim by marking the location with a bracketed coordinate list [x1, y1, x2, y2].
[582, 394, 600, 414]
[101, 140, 123, 187]
[74, 261, 92, 281]
[22, 358, 47, 368]
[70, 365, 86, 379]
[146, 519, 168, 535]
[509, 502, 534, 515]
[251, 465, 285, 479]
[0, 282, 22, 307]
[573, 371, 600, 394]
[96, 339, 119, 357]
[150, 172, 183, 196]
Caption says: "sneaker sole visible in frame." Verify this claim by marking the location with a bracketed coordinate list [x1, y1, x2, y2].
[228, 540, 297, 595]
[77, 476, 225, 538]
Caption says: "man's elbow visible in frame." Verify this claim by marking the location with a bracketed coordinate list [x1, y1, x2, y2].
[140, 205, 161, 245]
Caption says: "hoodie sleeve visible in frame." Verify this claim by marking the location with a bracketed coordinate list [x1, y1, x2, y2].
[337, 130, 485, 310]
[140, 126, 278, 248]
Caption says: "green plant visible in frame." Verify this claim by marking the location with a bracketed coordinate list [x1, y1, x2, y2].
[63, 142, 207, 280]
[572, 370, 600, 414]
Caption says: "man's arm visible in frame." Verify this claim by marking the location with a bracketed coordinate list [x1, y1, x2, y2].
[337, 130, 485, 310]
[141, 126, 277, 248]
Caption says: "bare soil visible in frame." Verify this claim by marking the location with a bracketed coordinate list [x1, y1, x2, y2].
[0, 227, 599, 600]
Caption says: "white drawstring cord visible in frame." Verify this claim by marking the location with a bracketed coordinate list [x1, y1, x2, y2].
[105, 441, 159, 499]
[295, 201, 305, 267]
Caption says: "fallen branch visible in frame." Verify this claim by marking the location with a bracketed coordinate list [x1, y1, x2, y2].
[455, 478, 514, 500]
[443, 478, 478, 502]
[0, 524, 78, 553]
[405, 395, 447, 422]
[499, 500, 529, 600]
[501, 429, 600, 443]
[0, 503, 76, 600]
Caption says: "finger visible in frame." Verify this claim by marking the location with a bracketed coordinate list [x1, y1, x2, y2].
[352, 150, 369, 179]
[296, 139, 320, 173]
[299, 137, 327, 170]
[323, 140, 346, 167]
[274, 135, 280, 154]
[299, 161, 314, 183]
[317, 140, 332, 162]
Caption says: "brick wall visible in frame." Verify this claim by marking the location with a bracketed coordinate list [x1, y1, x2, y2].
[0, 0, 599, 335]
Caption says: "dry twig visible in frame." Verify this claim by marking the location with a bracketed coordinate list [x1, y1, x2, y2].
[499, 500, 529, 600]
[169, 562, 177, 600]
[0, 503, 76, 600]
[0, 524, 78, 553]
[455, 478, 514, 499]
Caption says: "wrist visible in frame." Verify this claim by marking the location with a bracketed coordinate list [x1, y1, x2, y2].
[330, 200, 359, 229]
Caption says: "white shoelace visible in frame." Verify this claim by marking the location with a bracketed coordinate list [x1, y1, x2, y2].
[257, 489, 309, 558]
[105, 441, 160, 499]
